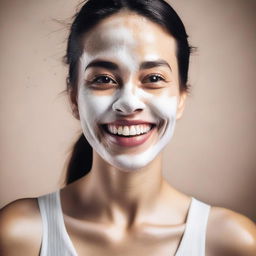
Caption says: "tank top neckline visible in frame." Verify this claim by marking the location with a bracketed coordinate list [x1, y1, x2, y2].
[56, 189, 195, 256]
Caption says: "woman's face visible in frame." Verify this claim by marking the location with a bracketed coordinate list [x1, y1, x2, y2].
[76, 11, 186, 171]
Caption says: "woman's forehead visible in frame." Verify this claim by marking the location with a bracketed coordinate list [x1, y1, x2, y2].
[81, 11, 177, 60]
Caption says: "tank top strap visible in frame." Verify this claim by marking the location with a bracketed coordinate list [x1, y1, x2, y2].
[37, 190, 78, 256]
[175, 198, 211, 256]
[38, 192, 209, 256]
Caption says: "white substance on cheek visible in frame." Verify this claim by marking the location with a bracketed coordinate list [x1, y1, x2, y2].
[78, 72, 178, 171]
[77, 18, 179, 171]
[113, 96, 178, 170]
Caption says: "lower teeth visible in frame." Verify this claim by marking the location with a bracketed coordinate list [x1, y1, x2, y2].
[116, 133, 146, 137]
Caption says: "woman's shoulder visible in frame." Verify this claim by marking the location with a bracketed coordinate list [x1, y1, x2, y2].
[0, 197, 42, 255]
[206, 206, 256, 256]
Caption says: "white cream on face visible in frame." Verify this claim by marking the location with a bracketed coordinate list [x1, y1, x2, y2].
[77, 12, 180, 171]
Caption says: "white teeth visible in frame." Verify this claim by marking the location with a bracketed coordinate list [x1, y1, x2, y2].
[113, 126, 118, 134]
[107, 124, 152, 136]
[123, 126, 129, 136]
[144, 125, 150, 133]
[130, 126, 136, 136]
[117, 126, 123, 135]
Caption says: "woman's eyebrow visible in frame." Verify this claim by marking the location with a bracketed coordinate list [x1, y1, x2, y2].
[140, 60, 172, 72]
[85, 60, 119, 71]
[84, 59, 172, 72]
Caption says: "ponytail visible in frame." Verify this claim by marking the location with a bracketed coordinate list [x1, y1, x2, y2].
[65, 133, 92, 184]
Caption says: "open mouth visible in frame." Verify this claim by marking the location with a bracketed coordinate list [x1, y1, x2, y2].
[102, 123, 156, 137]
[100, 122, 157, 147]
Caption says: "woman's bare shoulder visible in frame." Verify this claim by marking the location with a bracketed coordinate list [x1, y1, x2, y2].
[206, 206, 256, 256]
[0, 198, 42, 255]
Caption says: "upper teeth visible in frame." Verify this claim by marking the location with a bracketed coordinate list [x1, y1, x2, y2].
[107, 124, 151, 136]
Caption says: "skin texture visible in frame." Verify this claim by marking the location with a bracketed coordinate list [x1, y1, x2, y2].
[77, 12, 180, 171]
[1, 11, 256, 256]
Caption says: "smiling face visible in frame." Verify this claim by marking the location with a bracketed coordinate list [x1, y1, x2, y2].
[74, 11, 186, 171]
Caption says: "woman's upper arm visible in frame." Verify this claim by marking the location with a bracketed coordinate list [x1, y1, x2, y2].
[0, 198, 42, 256]
[206, 206, 256, 256]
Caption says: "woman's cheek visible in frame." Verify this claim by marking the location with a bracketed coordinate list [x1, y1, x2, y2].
[78, 86, 104, 112]
[149, 95, 178, 122]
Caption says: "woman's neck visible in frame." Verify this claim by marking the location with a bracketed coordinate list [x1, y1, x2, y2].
[73, 151, 168, 227]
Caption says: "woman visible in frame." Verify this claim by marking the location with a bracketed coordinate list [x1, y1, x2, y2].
[1, 0, 256, 255]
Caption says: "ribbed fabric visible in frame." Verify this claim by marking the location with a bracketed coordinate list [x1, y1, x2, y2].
[38, 191, 77, 256]
[37, 191, 210, 256]
[175, 198, 210, 256]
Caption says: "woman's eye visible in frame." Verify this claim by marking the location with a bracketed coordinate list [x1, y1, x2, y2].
[92, 75, 117, 84]
[86, 75, 118, 90]
[143, 74, 165, 83]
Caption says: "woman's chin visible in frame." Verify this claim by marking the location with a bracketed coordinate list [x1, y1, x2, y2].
[99, 145, 160, 172]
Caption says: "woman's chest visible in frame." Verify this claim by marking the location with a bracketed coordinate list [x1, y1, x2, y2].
[66, 221, 186, 256]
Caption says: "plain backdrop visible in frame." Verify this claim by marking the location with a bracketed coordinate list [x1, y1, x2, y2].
[0, 0, 255, 221]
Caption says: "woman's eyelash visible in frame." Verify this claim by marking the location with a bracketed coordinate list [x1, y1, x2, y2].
[91, 75, 117, 84]
[85, 74, 168, 91]
[143, 74, 166, 83]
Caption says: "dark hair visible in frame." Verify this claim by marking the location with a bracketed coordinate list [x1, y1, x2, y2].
[65, 0, 192, 184]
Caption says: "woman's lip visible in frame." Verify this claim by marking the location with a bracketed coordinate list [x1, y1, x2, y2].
[103, 126, 156, 147]
[104, 120, 155, 126]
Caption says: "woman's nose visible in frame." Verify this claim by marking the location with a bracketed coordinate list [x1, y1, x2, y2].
[112, 90, 145, 115]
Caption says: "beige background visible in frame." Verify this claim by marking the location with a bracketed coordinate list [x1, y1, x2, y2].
[0, 0, 255, 221]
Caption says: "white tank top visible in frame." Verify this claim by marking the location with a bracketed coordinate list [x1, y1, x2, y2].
[37, 190, 210, 256]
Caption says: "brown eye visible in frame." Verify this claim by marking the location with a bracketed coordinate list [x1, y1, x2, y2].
[143, 74, 165, 83]
[93, 75, 117, 84]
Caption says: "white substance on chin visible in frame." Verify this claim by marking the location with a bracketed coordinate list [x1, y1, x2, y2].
[112, 96, 177, 170]
[77, 17, 179, 171]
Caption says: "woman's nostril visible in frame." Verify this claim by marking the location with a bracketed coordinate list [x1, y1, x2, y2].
[113, 106, 144, 114]
[112, 97, 146, 114]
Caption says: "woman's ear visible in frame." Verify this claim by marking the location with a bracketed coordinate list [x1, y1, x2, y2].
[176, 91, 187, 120]
[69, 87, 80, 120]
